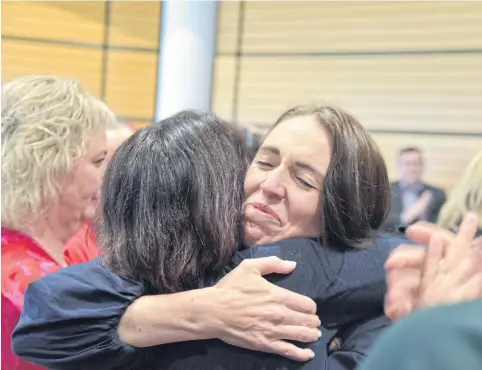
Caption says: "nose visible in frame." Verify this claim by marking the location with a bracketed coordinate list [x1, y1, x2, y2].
[260, 168, 285, 199]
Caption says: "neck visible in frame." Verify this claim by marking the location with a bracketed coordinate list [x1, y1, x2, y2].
[21, 211, 78, 266]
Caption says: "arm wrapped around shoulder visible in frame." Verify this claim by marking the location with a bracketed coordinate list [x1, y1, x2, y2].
[12, 259, 146, 370]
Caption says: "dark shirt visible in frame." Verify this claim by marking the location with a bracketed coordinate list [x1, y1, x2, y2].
[13, 234, 409, 370]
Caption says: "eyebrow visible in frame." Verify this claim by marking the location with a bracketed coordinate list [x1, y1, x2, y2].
[295, 161, 323, 178]
[259, 146, 324, 178]
[260, 145, 280, 155]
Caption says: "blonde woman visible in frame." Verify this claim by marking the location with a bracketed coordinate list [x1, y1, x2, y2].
[1, 75, 116, 369]
[437, 151, 482, 235]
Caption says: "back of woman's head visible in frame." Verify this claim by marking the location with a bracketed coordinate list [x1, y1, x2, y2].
[101, 111, 249, 293]
[438, 151, 482, 230]
[274, 105, 390, 248]
[1, 75, 114, 229]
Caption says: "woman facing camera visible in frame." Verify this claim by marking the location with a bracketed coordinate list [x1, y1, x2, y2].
[14, 106, 399, 370]
[1, 75, 116, 370]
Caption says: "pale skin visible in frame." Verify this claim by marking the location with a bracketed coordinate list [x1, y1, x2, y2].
[118, 115, 336, 361]
[22, 129, 107, 266]
[385, 213, 482, 321]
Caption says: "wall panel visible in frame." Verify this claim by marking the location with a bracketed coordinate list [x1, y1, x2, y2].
[213, 1, 482, 190]
[236, 54, 482, 133]
[2, 1, 105, 44]
[216, 1, 241, 55]
[2, 1, 161, 126]
[211, 56, 237, 121]
[109, 1, 161, 49]
[1, 39, 103, 97]
[242, 2, 482, 53]
[371, 133, 482, 191]
[105, 50, 158, 118]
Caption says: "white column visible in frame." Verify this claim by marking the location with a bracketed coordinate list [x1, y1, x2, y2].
[155, 0, 219, 121]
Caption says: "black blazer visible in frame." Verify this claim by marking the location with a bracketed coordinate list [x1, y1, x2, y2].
[13, 235, 410, 370]
[385, 181, 446, 231]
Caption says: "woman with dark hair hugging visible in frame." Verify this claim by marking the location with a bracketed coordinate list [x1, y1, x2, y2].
[14, 107, 402, 370]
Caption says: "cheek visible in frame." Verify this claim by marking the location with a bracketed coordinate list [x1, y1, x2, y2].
[74, 166, 103, 198]
[290, 192, 322, 230]
[243, 167, 262, 199]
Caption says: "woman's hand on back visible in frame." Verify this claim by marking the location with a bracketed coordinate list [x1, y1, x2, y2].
[205, 256, 320, 362]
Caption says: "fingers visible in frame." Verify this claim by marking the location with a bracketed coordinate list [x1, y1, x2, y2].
[472, 236, 482, 250]
[385, 245, 426, 270]
[273, 325, 321, 344]
[278, 287, 317, 315]
[278, 308, 321, 328]
[459, 274, 482, 301]
[266, 340, 315, 362]
[242, 257, 297, 276]
[445, 213, 478, 268]
[386, 268, 422, 294]
[384, 294, 413, 321]
[455, 213, 478, 250]
[420, 235, 445, 291]
[405, 222, 455, 247]
[384, 268, 421, 320]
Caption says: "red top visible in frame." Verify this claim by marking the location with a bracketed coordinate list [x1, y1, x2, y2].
[1, 226, 100, 370]
[64, 223, 101, 264]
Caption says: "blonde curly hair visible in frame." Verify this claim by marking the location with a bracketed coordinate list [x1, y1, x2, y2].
[437, 151, 482, 230]
[1, 75, 116, 229]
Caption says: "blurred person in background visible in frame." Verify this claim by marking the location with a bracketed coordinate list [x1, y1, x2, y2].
[1, 75, 116, 370]
[15, 106, 397, 370]
[385, 147, 446, 231]
[437, 151, 482, 236]
[384, 151, 482, 323]
[64, 119, 135, 262]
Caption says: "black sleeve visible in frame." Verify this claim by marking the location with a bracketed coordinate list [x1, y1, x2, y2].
[12, 259, 147, 370]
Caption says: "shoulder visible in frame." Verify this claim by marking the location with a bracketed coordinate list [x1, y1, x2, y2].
[247, 237, 320, 260]
[37, 258, 144, 294]
[343, 233, 411, 267]
[423, 183, 446, 196]
[373, 233, 412, 252]
[390, 181, 401, 190]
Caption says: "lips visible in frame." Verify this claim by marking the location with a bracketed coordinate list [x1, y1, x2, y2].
[249, 202, 281, 223]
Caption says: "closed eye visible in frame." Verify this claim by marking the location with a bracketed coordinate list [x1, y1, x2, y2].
[297, 177, 315, 189]
[93, 158, 106, 167]
[256, 160, 273, 168]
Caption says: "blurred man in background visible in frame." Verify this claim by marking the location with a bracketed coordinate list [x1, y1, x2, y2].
[385, 147, 446, 231]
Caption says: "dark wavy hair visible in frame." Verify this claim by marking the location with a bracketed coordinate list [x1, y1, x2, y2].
[272, 105, 391, 249]
[100, 111, 250, 293]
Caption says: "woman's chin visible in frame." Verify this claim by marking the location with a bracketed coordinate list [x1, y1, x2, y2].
[244, 223, 279, 246]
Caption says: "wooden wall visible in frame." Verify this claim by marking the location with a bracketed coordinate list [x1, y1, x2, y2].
[212, 1, 482, 190]
[1, 1, 162, 129]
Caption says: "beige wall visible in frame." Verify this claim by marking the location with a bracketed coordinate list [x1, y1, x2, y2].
[2, 1, 161, 129]
[212, 1, 482, 190]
